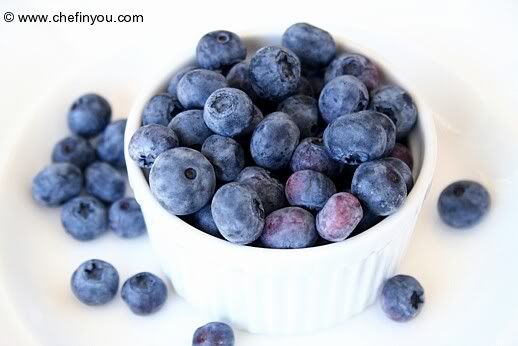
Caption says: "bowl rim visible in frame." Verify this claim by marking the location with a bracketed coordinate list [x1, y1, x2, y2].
[124, 33, 438, 261]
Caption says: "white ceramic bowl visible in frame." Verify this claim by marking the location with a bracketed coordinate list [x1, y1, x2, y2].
[125, 35, 437, 335]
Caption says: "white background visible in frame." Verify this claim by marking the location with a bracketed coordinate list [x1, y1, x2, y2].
[1, 0, 517, 345]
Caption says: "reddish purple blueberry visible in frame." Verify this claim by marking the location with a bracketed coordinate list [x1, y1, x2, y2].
[260, 207, 317, 249]
[285, 170, 336, 210]
[324, 53, 381, 90]
[316, 192, 363, 242]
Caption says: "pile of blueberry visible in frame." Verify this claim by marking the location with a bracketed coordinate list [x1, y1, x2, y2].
[129, 23, 418, 249]
[31, 94, 170, 315]
[30, 22, 494, 340]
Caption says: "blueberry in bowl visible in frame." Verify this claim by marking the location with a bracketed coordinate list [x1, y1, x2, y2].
[124, 26, 437, 334]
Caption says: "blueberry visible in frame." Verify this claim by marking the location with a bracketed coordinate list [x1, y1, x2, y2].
[323, 110, 391, 165]
[303, 67, 325, 96]
[381, 274, 424, 322]
[316, 192, 363, 242]
[369, 85, 418, 139]
[389, 143, 413, 170]
[96, 119, 127, 168]
[150, 147, 216, 215]
[249, 46, 301, 101]
[32, 163, 82, 206]
[109, 197, 146, 238]
[242, 105, 264, 136]
[121, 272, 168, 315]
[71, 259, 119, 306]
[290, 137, 341, 178]
[61, 196, 107, 241]
[351, 159, 407, 216]
[260, 207, 317, 249]
[282, 23, 336, 68]
[68, 93, 111, 137]
[52, 136, 96, 169]
[167, 66, 198, 98]
[235, 166, 286, 214]
[318, 75, 369, 124]
[277, 95, 319, 138]
[325, 53, 381, 90]
[196, 30, 246, 70]
[128, 124, 179, 168]
[189, 203, 221, 237]
[250, 112, 300, 170]
[142, 93, 183, 126]
[381, 157, 413, 192]
[438, 180, 490, 228]
[211, 182, 264, 244]
[85, 162, 126, 203]
[203, 88, 254, 137]
[292, 76, 314, 97]
[201, 135, 244, 182]
[177, 69, 227, 109]
[285, 170, 336, 210]
[168, 110, 213, 147]
[368, 110, 396, 156]
[192, 322, 235, 346]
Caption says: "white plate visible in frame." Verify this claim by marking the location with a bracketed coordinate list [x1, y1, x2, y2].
[1, 39, 518, 346]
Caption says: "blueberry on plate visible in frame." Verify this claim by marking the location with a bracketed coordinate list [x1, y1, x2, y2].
[318, 75, 369, 124]
[282, 22, 336, 68]
[68, 93, 111, 137]
[250, 112, 300, 170]
[211, 182, 264, 244]
[85, 162, 126, 203]
[201, 135, 245, 182]
[351, 159, 407, 216]
[381, 274, 424, 322]
[142, 93, 183, 126]
[168, 109, 213, 148]
[235, 166, 286, 215]
[167, 66, 197, 98]
[109, 197, 146, 238]
[249, 46, 301, 101]
[121, 272, 168, 315]
[188, 203, 221, 238]
[196, 30, 246, 70]
[203, 88, 254, 137]
[290, 137, 341, 178]
[71, 259, 119, 306]
[32, 163, 82, 207]
[277, 95, 319, 138]
[177, 69, 227, 109]
[316, 192, 363, 242]
[52, 136, 96, 168]
[285, 170, 336, 210]
[149, 147, 216, 215]
[128, 124, 179, 168]
[260, 207, 317, 249]
[323, 110, 391, 165]
[369, 85, 418, 140]
[96, 119, 127, 168]
[324, 53, 381, 90]
[192, 322, 235, 346]
[438, 180, 490, 228]
[62, 195, 107, 241]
